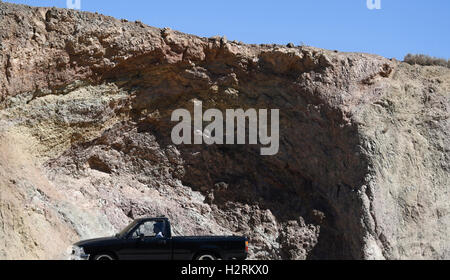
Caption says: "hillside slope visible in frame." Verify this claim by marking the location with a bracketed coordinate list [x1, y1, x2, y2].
[0, 2, 448, 259]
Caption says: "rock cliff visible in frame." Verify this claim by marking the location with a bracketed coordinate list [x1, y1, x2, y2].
[0, 2, 448, 259]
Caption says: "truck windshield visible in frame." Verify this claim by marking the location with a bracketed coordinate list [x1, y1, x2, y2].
[117, 220, 139, 238]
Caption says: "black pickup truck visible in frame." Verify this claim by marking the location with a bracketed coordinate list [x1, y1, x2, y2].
[70, 217, 248, 260]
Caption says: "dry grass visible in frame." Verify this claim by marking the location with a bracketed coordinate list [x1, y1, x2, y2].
[404, 54, 450, 68]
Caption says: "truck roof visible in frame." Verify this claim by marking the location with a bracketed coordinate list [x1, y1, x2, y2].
[134, 217, 169, 222]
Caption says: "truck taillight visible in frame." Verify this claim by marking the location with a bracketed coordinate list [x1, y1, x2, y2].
[245, 241, 249, 253]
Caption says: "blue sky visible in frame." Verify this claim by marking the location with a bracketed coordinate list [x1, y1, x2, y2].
[4, 0, 450, 60]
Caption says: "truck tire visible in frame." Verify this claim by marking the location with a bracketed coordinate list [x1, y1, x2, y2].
[92, 253, 115, 260]
[195, 253, 217, 260]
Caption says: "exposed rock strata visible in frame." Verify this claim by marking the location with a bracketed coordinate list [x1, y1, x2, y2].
[0, 3, 448, 259]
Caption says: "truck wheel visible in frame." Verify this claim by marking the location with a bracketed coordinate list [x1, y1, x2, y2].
[195, 254, 216, 260]
[92, 253, 115, 260]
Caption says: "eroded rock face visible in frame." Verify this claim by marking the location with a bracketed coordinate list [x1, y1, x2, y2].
[0, 2, 448, 260]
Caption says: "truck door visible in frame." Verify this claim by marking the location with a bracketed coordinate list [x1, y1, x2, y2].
[129, 220, 172, 260]
[138, 236, 171, 260]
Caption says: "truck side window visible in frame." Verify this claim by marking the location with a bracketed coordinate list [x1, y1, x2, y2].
[132, 221, 157, 238]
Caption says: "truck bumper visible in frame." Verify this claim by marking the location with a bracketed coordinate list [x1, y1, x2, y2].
[68, 246, 90, 260]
